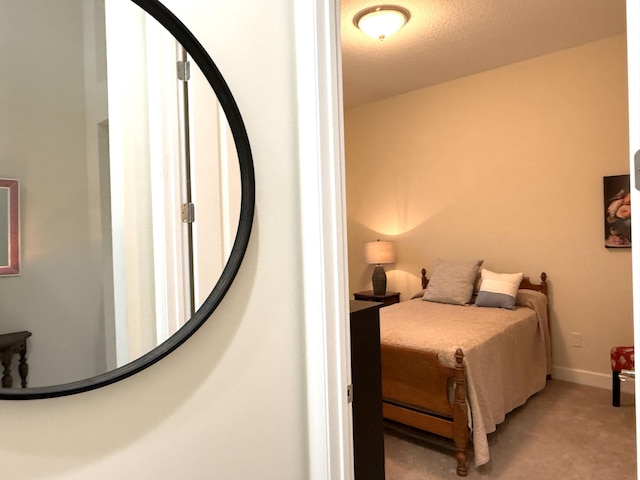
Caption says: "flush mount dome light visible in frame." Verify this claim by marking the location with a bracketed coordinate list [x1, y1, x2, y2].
[354, 5, 410, 41]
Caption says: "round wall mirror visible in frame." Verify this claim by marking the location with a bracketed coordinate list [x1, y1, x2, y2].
[0, 0, 255, 399]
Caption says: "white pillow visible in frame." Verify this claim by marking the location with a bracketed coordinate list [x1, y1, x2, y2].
[475, 269, 524, 309]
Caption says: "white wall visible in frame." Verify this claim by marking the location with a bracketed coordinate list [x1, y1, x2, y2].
[0, 1, 317, 479]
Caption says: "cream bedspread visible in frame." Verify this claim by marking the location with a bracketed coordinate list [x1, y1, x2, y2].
[379, 289, 551, 467]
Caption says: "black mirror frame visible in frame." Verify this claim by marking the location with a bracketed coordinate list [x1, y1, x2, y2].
[0, 0, 255, 400]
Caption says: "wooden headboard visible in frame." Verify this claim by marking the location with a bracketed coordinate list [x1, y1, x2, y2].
[420, 268, 548, 296]
[520, 272, 548, 296]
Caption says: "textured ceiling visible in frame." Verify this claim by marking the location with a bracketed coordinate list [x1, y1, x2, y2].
[341, 0, 627, 108]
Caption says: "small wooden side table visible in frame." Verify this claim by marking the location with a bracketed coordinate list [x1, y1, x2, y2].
[353, 290, 400, 307]
[0, 331, 32, 388]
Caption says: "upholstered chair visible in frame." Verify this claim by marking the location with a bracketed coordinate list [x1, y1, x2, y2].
[610, 346, 635, 407]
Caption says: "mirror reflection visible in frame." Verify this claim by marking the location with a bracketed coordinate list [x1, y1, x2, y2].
[0, 188, 7, 267]
[0, 178, 19, 274]
[0, 0, 240, 388]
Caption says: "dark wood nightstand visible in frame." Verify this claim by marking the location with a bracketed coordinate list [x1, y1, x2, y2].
[353, 290, 400, 306]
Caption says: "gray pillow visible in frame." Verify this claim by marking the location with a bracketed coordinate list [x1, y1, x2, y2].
[422, 259, 483, 305]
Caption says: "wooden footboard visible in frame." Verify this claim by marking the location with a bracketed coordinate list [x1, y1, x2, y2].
[381, 344, 469, 476]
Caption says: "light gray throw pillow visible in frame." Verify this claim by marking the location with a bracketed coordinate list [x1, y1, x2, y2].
[422, 259, 483, 305]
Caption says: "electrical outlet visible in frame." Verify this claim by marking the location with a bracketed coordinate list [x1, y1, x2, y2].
[571, 332, 582, 347]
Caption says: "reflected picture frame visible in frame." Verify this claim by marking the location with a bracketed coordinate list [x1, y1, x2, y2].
[0, 178, 19, 275]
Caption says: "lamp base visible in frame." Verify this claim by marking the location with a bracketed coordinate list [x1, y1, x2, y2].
[371, 265, 387, 296]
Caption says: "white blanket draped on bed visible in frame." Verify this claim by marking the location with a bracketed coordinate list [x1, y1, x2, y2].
[379, 289, 551, 467]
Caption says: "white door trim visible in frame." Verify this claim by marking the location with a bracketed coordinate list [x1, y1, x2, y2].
[294, 0, 354, 479]
[625, 0, 640, 458]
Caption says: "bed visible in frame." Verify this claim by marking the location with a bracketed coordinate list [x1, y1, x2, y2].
[380, 264, 550, 476]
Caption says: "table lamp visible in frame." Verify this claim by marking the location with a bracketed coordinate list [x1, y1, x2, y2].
[364, 240, 396, 295]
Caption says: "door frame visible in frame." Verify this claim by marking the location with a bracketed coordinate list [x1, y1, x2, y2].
[296, 0, 355, 478]
[626, 0, 640, 459]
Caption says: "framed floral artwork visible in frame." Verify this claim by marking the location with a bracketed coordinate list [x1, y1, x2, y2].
[604, 174, 631, 248]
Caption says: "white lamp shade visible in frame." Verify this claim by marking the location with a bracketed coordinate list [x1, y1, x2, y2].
[364, 241, 396, 265]
[355, 7, 409, 41]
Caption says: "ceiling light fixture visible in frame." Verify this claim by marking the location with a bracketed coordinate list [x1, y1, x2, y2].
[354, 5, 410, 41]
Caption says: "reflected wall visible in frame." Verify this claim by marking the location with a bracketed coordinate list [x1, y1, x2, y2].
[0, 0, 102, 387]
[0, 0, 240, 388]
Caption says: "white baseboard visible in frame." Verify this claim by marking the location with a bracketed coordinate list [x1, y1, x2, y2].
[552, 365, 636, 395]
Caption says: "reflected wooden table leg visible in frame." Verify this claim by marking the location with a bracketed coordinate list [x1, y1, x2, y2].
[0, 331, 32, 388]
[18, 342, 28, 388]
[1, 350, 13, 388]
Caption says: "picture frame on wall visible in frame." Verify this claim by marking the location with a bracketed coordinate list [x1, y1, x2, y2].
[604, 174, 631, 248]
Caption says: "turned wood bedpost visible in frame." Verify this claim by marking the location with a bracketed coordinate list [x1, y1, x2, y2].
[453, 348, 469, 476]
[539, 272, 552, 378]
[421, 268, 428, 289]
[539, 272, 548, 295]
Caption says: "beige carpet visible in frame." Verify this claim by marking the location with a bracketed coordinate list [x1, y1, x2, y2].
[384, 379, 636, 479]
